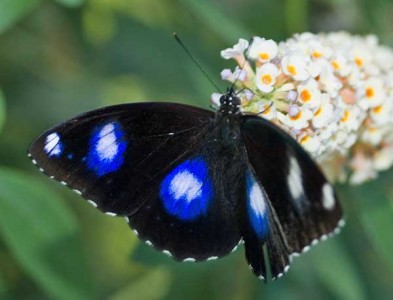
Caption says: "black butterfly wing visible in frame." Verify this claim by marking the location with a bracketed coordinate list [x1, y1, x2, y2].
[240, 115, 344, 280]
[29, 102, 242, 261]
[29, 103, 213, 215]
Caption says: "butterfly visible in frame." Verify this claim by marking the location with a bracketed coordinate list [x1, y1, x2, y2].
[28, 88, 344, 281]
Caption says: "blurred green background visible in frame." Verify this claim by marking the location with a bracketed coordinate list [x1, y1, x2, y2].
[1, 0, 393, 299]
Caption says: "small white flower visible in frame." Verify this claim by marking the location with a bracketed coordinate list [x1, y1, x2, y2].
[338, 105, 364, 131]
[221, 38, 249, 59]
[211, 93, 222, 106]
[277, 106, 313, 130]
[312, 94, 333, 128]
[281, 54, 310, 81]
[248, 37, 278, 62]
[374, 144, 393, 170]
[259, 103, 277, 120]
[298, 133, 322, 155]
[220, 67, 247, 82]
[350, 48, 372, 70]
[286, 90, 298, 101]
[318, 63, 343, 98]
[308, 40, 333, 60]
[361, 126, 386, 145]
[330, 54, 352, 77]
[297, 79, 322, 109]
[358, 78, 385, 110]
[370, 99, 393, 126]
[255, 63, 279, 93]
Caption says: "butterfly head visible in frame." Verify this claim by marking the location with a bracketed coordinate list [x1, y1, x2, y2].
[219, 88, 241, 115]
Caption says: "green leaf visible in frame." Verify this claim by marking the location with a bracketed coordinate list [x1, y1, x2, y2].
[0, 0, 41, 35]
[110, 267, 172, 300]
[354, 178, 393, 272]
[311, 238, 367, 300]
[0, 168, 95, 300]
[54, 0, 85, 8]
[0, 89, 5, 134]
[180, 0, 250, 42]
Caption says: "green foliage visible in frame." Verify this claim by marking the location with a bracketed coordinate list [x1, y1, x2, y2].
[0, 168, 94, 299]
[181, 0, 250, 42]
[311, 239, 367, 300]
[110, 268, 172, 300]
[354, 177, 393, 273]
[0, 0, 41, 34]
[54, 0, 85, 8]
[0, 89, 5, 134]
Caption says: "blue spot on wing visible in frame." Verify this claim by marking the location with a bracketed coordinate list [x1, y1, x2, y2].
[160, 157, 213, 221]
[86, 121, 127, 176]
[246, 171, 269, 238]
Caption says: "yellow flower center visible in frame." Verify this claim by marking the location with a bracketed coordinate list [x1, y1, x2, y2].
[312, 51, 322, 58]
[341, 110, 350, 122]
[355, 56, 363, 67]
[373, 105, 383, 114]
[365, 87, 375, 99]
[259, 52, 270, 60]
[300, 135, 310, 144]
[262, 105, 271, 115]
[300, 90, 312, 102]
[290, 111, 302, 121]
[332, 61, 340, 70]
[261, 74, 273, 85]
[287, 65, 297, 75]
[314, 106, 322, 117]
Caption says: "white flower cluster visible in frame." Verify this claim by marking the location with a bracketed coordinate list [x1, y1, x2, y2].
[216, 32, 393, 184]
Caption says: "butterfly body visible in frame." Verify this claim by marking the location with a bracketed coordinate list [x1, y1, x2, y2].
[29, 89, 344, 281]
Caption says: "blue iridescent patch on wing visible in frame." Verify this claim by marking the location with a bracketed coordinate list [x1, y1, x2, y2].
[86, 121, 127, 176]
[160, 157, 213, 221]
[246, 171, 269, 238]
[44, 132, 64, 157]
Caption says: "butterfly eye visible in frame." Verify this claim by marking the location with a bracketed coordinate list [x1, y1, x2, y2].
[233, 96, 241, 106]
[219, 96, 227, 105]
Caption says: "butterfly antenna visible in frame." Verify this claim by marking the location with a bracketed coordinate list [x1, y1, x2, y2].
[173, 33, 223, 94]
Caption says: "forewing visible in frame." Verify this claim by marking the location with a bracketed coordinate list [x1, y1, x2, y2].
[29, 102, 214, 215]
[240, 115, 344, 279]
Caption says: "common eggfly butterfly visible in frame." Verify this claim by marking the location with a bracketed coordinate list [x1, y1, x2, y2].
[28, 88, 344, 281]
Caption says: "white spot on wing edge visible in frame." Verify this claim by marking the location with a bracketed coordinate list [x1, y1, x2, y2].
[105, 212, 117, 217]
[289, 218, 346, 260]
[87, 200, 98, 208]
[162, 250, 172, 257]
[207, 256, 218, 261]
[73, 189, 82, 195]
[183, 258, 196, 262]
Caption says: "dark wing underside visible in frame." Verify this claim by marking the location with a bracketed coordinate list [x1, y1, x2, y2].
[240, 115, 343, 280]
